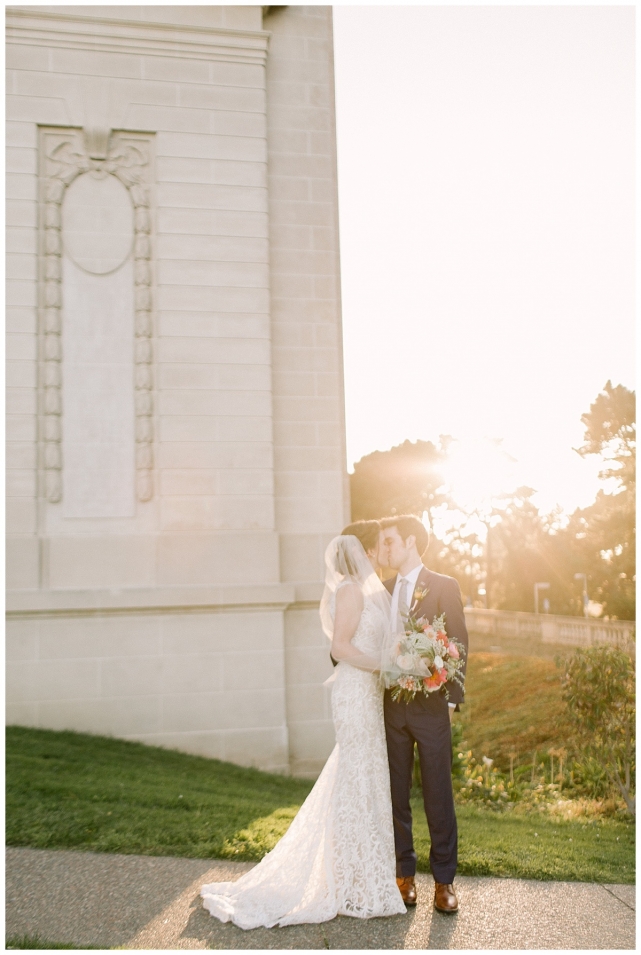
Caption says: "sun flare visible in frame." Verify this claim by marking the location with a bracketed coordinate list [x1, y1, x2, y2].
[439, 438, 519, 512]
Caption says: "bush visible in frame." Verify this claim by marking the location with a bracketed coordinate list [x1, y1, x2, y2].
[451, 741, 629, 817]
[568, 755, 612, 799]
[558, 646, 635, 815]
[453, 749, 512, 810]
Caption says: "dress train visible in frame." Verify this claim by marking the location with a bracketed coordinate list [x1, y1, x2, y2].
[201, 602, 405, 929]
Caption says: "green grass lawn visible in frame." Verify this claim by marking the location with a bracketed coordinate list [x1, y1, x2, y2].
[414, 800, 633, 883]
[6, 725, 312, 861]
[7, 725, 634, 883]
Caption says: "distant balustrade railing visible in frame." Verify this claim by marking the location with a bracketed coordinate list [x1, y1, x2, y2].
[463, 607, 635, 655]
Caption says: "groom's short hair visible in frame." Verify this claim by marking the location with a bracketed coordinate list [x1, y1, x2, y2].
[380, 514, 429, 557]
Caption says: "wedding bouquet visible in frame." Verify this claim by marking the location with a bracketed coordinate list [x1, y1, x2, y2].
[382, 613, 465, 704]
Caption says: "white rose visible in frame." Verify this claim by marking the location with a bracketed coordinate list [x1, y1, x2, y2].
[433, 655, 444, 669]
[396, 654, 414, 671]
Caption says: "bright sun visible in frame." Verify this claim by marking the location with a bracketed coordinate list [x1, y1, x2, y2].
[439, 437, 519, 512]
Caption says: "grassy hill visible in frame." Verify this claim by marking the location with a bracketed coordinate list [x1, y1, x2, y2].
[458, 652, 574, 772]
[6, 719, 634, 883]
[6, 725, 312, 860]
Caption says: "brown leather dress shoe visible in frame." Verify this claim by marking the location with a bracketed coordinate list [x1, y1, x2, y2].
[396, 876, 417, 906]
[434, 882, 458, 913]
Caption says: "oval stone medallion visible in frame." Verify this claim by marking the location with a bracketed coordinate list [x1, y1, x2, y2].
[62, 171, 134, 274]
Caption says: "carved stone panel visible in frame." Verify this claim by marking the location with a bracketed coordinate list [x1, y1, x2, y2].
[62, 172, 134, 274]
[38, 127, 155, 508]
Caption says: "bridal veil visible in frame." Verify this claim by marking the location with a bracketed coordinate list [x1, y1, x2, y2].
[319, 534, 393, 661]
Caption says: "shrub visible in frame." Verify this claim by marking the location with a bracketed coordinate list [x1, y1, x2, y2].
[558, 646, 635, 816]
[453, 749, 512, 810]
[568, 754, 612, 799]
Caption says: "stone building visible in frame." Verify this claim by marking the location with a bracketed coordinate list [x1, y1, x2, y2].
[6, 5, 348, 777]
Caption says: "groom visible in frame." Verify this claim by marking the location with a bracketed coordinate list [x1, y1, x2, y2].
[380, 514, 468, 914]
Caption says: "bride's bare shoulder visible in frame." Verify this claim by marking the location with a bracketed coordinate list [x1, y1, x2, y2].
[335, 580, 364, 605]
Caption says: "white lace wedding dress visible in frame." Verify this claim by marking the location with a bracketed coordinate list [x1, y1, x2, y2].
[201, 597, 406, 929]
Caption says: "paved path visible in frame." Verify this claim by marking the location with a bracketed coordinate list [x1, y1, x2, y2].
[6, 847, 635, 950]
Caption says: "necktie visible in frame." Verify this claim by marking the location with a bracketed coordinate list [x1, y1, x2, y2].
[397, 577, 410, 631]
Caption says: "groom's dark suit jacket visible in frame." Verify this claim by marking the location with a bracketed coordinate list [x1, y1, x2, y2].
[384, 565, 468, 706]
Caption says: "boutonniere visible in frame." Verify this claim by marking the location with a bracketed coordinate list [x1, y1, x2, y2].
[410, 584, 429, 612]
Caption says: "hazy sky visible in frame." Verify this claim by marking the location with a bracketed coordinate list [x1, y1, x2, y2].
[332, 4, 635, 515]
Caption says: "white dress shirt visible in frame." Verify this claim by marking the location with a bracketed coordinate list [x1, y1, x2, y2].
[390, 563, 424, 630]
[391, 563, 456, 710]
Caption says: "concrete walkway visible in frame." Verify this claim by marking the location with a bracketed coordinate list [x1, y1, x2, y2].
[6, 847, 635, 950]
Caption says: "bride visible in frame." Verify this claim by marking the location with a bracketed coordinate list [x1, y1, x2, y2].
[201, 520, 406, 929]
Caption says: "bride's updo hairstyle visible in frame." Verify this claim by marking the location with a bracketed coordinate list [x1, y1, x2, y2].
[341, 520, 381, 554]
[339, 521, 381, 575]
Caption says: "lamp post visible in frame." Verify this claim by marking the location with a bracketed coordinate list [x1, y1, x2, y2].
[534, 581, 550, 615]
[574, 572, 589, 618]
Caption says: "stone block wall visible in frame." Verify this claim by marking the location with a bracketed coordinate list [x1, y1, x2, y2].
[6, 5, 346, 776]
[7, 4, 279, 591]
[266, 6, 349, 584]
[265, 6, 348, 777]
[7, 602, 291, 772]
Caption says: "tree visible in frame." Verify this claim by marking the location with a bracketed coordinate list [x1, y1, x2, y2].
[569, 381, 636, 619]
[559, 646, 635, 815]
[424, 515, 485, 607]
[561, 492, 635, 619]
[349, 438, 450, 522]
[485, 488, 551, 611]
[576, 380, 635, 490]
[349, 438, 487, 603]
[349, 385, 635, 619]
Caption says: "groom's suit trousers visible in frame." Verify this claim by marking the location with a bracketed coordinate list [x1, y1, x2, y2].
[384, 687, 457, 883]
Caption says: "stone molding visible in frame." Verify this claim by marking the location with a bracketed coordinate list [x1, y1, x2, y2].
[6, 9, 270, 64]
[6, 583, 297, 618]
[39, 126, 155, 505]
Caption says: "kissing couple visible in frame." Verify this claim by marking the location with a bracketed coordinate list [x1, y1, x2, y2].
[202, 514, 469, 929]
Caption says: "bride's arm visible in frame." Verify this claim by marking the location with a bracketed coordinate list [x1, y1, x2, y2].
[330, 583, 380, 673]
